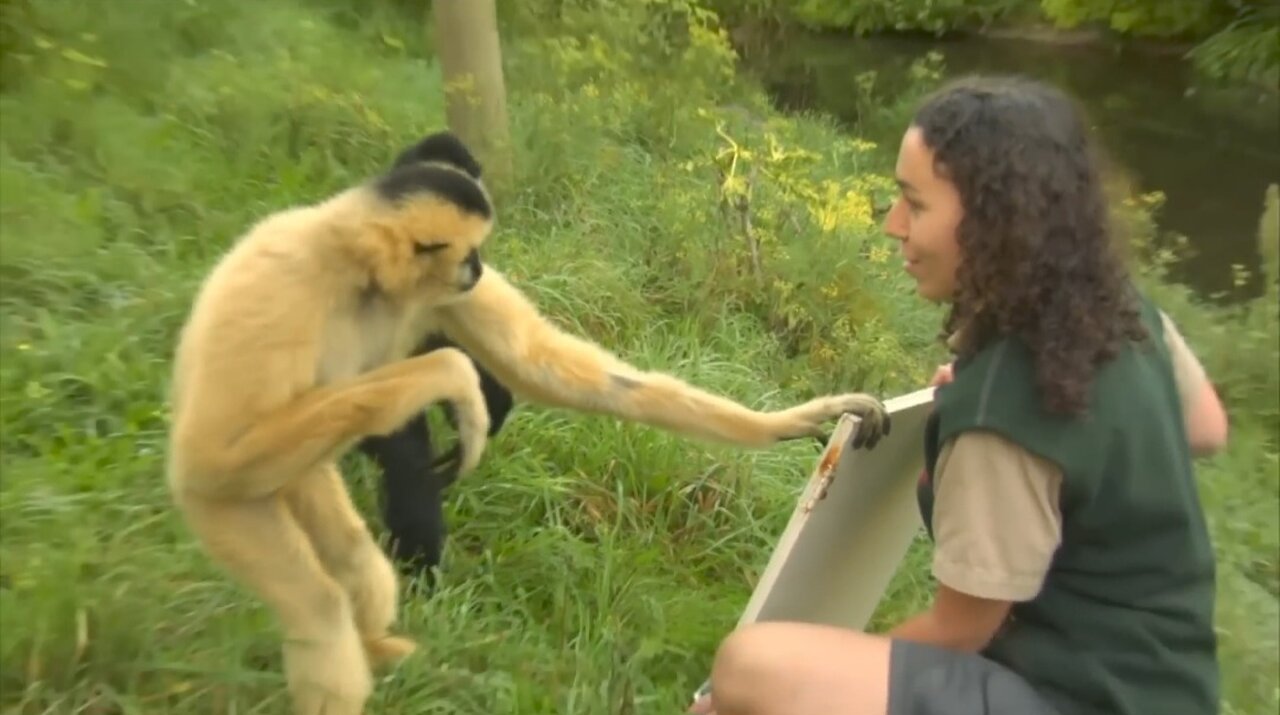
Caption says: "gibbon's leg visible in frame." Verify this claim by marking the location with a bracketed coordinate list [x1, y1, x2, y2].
[175, 492, 372, 715]
[179, 348, 491, 501]
[435, 268, 891, 450]
[283, 464, 416, 669]
[358, 411, 451, 581]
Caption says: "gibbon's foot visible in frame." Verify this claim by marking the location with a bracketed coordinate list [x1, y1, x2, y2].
[364, 634, 417, 671]
[383, 503, 448, 585]
[283, 634, 372, 715]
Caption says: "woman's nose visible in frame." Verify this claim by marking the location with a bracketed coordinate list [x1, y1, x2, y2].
[882, 200, 908, 241]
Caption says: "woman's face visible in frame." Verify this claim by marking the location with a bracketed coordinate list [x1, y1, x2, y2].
[882, 126, 964, 303]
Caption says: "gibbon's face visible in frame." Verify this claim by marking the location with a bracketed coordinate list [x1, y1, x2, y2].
[362, 161, 493, 306]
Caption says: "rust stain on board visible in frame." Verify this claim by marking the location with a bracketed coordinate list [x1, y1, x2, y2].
[819, 438, 844, 479]
[804, 438, 846, 513]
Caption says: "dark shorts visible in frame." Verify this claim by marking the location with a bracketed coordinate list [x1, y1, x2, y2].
[887, 639, 1061, 715]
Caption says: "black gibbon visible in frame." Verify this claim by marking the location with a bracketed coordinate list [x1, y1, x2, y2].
[165, 130, 890, 715]
[357, 134, 518, 586]
[355, 331, 516, 585]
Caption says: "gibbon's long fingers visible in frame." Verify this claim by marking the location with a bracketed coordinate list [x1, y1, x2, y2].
[179, 350, 488, 500]
[774, 393, 892, 449]
[442, 370, 490, 476]
[282, 465, 415, 667]
[173, 493, 374, 711]
[438, 268, 858, 448]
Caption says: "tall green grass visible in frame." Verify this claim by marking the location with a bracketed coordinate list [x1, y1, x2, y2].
[0, 1, 1275, 712]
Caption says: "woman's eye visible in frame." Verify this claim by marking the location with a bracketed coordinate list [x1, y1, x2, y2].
[414, 242, 449, 255]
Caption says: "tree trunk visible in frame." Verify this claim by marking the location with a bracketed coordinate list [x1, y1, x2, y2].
[431, 0, 513, 192]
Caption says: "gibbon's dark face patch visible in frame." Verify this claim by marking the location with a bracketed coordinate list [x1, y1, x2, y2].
[374, 164, 492, 220]
[460, 248, 483, 290]
[390, 131, 483, 179]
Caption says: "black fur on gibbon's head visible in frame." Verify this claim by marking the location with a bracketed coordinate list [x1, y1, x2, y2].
[372, 130, 492, 223]
[372, 161, 492, 221]
[389, 130, 484, 180]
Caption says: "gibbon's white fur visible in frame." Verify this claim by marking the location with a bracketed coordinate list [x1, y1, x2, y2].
[165, 132, 889, 715]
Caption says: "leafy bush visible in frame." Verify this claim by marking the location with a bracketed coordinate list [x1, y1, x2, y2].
[703, 0, 1034, 35]
[791, 0, 1031, 34]
[1039, 0, 1226, 36]
[1185, 2, 1280, 89]
[707, 0, 1279, 89]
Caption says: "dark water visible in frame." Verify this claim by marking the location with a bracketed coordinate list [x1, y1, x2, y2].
[738, 32, 1280, 304]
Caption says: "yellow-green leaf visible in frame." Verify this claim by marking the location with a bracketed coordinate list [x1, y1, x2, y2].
[60, 48, 107, 68]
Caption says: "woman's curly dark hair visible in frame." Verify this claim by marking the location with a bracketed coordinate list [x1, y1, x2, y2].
[911, 75, 1148, 417]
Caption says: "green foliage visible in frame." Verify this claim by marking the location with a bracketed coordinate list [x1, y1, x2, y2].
[692, 108, 945, 393]
[791, 0, 1029, 34]
[1039, 0, 1224, 36]
[1125, 188, 1279, 444]
[714, 0, 1279, 88]
[1039, 0, 1280, 86]
[704, 0, 1033, 35]
[1186, 2, 1280, 89]
[0, 0, 1275, 713]
[1259, 184, 1280, 299]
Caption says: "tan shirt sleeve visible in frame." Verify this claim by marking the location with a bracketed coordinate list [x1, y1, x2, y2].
[930, 429, 1063, 602]
[1159, 310, 1209, 419]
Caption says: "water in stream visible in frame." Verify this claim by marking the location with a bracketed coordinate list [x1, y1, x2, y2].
[737, 32, 1280, 304]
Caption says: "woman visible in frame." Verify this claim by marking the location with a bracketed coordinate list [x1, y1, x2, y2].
[689, 75, 1229, 715]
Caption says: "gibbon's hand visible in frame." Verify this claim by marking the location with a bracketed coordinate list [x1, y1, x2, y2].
[442, 393, 489, 478]
[388, 349, 491, 479]
[774, 392, 891, 450]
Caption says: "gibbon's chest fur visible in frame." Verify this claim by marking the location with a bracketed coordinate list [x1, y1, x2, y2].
[314, 291, 441, 386]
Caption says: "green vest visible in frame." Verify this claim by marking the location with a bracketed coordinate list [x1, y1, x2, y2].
[918, 295, 1219, 715]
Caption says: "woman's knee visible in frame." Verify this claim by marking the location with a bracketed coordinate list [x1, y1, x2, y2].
[708, 622, 806, 712]
[707, 622, 893, 715]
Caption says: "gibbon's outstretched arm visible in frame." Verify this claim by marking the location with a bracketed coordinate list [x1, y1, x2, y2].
[436, 267, 891, 449]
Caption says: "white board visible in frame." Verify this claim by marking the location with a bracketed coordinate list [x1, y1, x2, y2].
[691, 387, 937, 704]
[737, 386, 936, 629]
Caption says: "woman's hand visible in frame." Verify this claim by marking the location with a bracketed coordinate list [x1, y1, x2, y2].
[930, 362, 954, 387]
[688, 694, 714, 714]
[688, 680, 715, 713]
